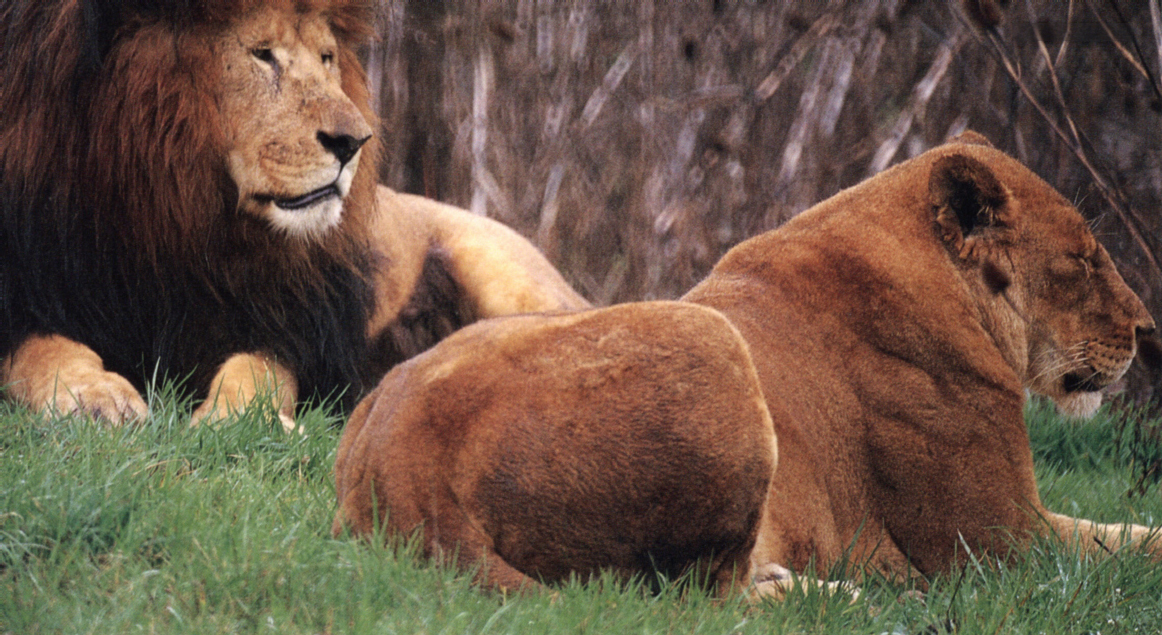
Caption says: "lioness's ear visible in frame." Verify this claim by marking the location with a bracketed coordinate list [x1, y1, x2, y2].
[949, 130, 995, 148]
[929, 153, 1009, 243]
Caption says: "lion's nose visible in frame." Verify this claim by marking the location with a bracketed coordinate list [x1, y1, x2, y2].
[317, 131, 371, 165]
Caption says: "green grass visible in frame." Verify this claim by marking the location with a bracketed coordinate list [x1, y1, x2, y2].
[3, 395, 1162, 634]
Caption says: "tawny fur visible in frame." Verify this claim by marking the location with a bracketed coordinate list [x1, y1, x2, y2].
[332, 302, 777, 596]
[334, 131, 1158, 596]
[684, 131, 1159, 581]
[0, 0, 587, 427]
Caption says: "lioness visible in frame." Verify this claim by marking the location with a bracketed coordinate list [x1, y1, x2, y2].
[683, 131, 1159, 579]
[333, 132, 1158, 593]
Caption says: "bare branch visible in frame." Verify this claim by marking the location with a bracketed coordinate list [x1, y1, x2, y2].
[535, 163, 566, 249]
[536, 0, 554, 73]
[1025, 0, 1081, 146]
[754, 12, 840, 102]
[579, 41, 638, 130]
[1152, 0, 1162, 96]
[1054, 0, 1075, 69]
[869, 31, 962, 175]
[470, 42, 494, 216]
[468, 35, 512, 219]
[1103, 0, 1162, 102]
[1083, 0, 1150, 83]
[778, 37, 836, 184]
[819, 37, 857, 138]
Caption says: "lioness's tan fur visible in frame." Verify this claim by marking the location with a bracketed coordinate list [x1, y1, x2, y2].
[333, 132, 1158, 594]
[333, 302, 777, 595]
[685, 132, 1158, 579]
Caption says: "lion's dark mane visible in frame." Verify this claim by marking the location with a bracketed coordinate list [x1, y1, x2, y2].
[1, 0, 380, 410]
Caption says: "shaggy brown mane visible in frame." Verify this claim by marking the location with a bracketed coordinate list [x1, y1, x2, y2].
[86, 0, 380, 265]
[1, 0, 382, 408]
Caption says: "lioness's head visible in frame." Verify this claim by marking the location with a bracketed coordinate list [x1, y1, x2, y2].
[930, 133, 1155, 417]
[215, 5, 374, 240]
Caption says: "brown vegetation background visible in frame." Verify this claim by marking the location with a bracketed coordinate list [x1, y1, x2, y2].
[364, 0, 1162, 403]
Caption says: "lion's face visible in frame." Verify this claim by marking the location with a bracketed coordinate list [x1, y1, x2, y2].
[214, 7, 373, 240]
[933, 146, 1156, 417]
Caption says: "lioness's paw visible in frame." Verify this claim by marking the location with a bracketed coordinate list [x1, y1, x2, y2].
[749, 563, 861, 603]
[753, 562, 794, 584]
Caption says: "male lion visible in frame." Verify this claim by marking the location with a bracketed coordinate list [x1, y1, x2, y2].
[683, 131, 1159, 580]
[0, 0, 586, 429]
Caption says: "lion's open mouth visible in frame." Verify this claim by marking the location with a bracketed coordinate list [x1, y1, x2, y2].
[1062, 369, 1102, 393]
[269, 185, 341, 211]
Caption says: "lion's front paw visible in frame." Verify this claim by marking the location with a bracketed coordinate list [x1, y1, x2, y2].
[3, 334, 148, 425]
[49, 371, 150, 424]
[191, 353, 299, 433]
[191, 397, 298, 433]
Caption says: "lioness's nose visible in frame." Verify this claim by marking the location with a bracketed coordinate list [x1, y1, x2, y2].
[317, 131, 371, 165]
[1134, 309, 1156, 336]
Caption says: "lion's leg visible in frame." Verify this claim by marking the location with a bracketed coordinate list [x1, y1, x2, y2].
[1046, 511, 1162, 558]
[404, 193, 591, 315]
[420, 521, 547, 596]
[192, 352, 298, 432]
[1, 334, 148, 424]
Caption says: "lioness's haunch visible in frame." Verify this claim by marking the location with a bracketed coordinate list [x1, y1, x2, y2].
[332, 302, 778, 596]
[0, 0, 587, 429]
[684, 131, 1159, 580]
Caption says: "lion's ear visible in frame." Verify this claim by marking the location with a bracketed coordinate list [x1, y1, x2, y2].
[929, 153, 1009, 244]
[82, 0, 191, 63]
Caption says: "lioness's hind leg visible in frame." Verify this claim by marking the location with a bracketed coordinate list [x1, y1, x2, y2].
[2, 334, 148, 424]
[469, 550, 547, 596]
